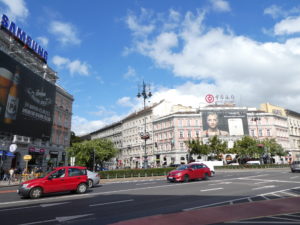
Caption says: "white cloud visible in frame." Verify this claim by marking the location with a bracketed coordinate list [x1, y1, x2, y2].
[274, 16, 300, 35]
[0, 0, 28, 22]
[117, 97, 135, 108]
[52, 55, 90, 76]
[124, 8, 300, 113]
[36, 36, 49, 47]
[71, 116, 106, 136]
[49, 21, 81, 46]
[209, 0, 231, 12]
[264, 5, 285, 19]
[123, 66, 136, 79]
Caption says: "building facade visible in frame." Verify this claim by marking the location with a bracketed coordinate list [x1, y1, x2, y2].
[0, 14, 73, 174]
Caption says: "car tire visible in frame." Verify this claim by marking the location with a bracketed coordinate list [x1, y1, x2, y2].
[29, 187, 42, 199]
[183, 175, 189, 182]
[88, 179, 93, 188]
[203, 173, 209, 180]
[76, 183, 88, 194]
[291, 169, 295, 173]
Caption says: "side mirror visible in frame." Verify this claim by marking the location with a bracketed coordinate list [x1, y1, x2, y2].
[47, 176, 52, 180]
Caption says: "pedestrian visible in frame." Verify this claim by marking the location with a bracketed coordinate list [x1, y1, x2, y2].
[9, 168, 14, 181]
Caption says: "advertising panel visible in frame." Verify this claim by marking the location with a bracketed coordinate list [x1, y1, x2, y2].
[201, 109, 249, 137]
[0, 50, 55, 139]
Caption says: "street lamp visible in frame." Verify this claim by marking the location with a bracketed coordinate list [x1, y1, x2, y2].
[251, 116, 261, 139]
[137, 81, 152, 169]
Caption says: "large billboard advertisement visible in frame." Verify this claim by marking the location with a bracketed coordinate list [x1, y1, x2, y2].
[201, 109, 249, 137]
[0, 50, 55, 139]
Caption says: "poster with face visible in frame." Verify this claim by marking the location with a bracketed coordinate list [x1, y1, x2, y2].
[201, 110, 249, 137]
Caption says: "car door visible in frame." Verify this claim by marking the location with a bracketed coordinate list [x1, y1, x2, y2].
[190, 164, 198, 179]
[43, 168, 67, 193]
[64, 168, 85, 190]
[196, 164, 205, 179]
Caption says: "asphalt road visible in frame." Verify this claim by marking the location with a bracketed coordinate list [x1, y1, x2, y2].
[0, 168, 299, 225]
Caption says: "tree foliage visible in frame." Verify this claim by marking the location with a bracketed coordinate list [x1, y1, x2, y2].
[67, 138, 118, 169]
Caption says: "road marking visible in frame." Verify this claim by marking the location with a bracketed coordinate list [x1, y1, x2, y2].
[201, 188, 223, 192]
[89, 199, 134, 207]
[247, 197, 253, 202]
[252, 185, 275, 190]
[253, 181, 270, 184]
[290, 176, 299, 179]
[19, 213, 94, 225]
[40, 202, 69, 207]
[136, 182, 156, 185]
[209, 182, 232, 185]
[0, 205, 39, 212]
[239, 178, 300, 184]
[281, 191, 298, 197]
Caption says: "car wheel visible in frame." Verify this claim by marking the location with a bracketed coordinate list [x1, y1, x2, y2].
[183, 175, 189, 182]
[88, 179, 93, 188]
[76, 183, 87, 194]
[203, 173, 209, 180]
[29, 187, 42, 199]
[291, 169, 295, 173]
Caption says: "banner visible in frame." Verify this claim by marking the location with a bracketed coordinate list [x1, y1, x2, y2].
[201, 109, 249, 137]
[0, 50, 55, 139]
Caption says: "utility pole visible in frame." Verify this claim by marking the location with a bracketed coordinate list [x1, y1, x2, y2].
[137, 81, 152, 169]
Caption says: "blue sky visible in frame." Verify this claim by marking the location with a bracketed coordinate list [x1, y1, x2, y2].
[1, 0, 300, 135]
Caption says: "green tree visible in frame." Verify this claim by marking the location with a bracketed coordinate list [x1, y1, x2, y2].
[67, 138, 118, 169]
[231, 136, 261, 163]
[260, 138, 286, 163]
[185, 139, 210, 161]
[70, 131, 84, 146]
[207, 136, 227, 160]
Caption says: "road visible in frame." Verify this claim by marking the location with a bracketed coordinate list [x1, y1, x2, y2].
[0, 168, 299, 225]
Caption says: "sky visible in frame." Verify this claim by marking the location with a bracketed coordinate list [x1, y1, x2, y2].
[1, 0, 300, 136]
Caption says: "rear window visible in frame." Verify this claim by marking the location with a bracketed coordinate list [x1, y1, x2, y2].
[68, 168, 87, 176]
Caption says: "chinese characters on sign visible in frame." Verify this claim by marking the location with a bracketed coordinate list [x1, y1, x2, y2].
[205, 94, 235, 105]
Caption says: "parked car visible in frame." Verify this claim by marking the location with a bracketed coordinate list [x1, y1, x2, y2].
[18, 166, 88, 199]
[290, 161, 300, 173]
[87, 170, 100, 188]
[167, 163, 211, 182]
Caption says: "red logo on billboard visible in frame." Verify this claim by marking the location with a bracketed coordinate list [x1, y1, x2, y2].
[205, 94, 214, 103]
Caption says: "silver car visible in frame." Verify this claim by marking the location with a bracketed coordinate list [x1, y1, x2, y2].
[291, 161, 300, 173]
[87, 170, 100, 188]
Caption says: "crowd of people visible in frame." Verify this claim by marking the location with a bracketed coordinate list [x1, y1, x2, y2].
[0, 166, 43, 182]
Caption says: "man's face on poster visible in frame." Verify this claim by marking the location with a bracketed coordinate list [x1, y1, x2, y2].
[207, 114, 218, 129]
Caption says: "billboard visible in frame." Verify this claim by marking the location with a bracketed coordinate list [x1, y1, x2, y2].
[201, 109, 249, 137]
[0, 50, 55, 139]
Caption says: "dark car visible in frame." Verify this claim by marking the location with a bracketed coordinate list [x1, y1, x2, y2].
[291, 161, 300, 173]
[167, 163, 211, 182]
[18, 166, 88, 199]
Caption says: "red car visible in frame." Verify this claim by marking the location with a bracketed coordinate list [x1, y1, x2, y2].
[167, 163, 211, 182]
[18, 166, 88, 199]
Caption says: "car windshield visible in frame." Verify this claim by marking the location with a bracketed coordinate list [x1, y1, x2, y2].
[176, 165, 188, 170]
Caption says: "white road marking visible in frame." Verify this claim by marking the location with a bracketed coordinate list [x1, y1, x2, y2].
[252, 185, 275, 190]
[247, 197, 253, 202]
[19, 213, 94, 225]
[40, 202, 69, 207]
[0, 205, 38, 212]
[136, 182, 156, 185]
[89, 199, 134, 207]
[290, 176, 299, 179]
[281, 191, 298, 197]
[260, 195, 271, 200]
[201, 188, 223, 192]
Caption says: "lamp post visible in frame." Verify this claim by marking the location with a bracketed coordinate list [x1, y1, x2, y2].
[137, 81, 152, 169]
[251, 116, 261, 139]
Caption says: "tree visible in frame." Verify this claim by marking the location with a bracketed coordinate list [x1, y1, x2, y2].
[207, 136, 227, 160]
[231, 136, 260, 163]
[185, 139, 210, 161]
[70, 131, 84, 146]
[260, 138, 286, 163]
[67, 138, 118, 169]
